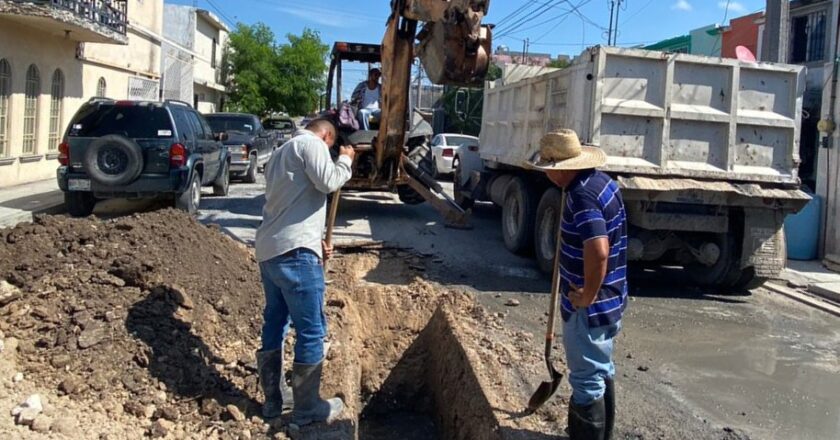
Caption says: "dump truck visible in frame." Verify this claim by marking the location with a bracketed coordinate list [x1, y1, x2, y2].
[455, 46, 811, 290]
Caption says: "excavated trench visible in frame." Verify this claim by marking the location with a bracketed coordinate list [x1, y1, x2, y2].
[292, 245, 523, 440]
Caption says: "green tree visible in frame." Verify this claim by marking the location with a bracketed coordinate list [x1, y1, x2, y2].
[547, 58, 570, 69]
[225, 24, 328, 116]
[275, 29, 329, 115]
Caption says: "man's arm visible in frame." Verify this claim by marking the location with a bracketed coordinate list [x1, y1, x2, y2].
[301, 140, 353, 194]
[572, 237, 609, 307]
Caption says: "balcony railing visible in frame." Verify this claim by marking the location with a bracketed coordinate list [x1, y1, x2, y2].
[19, 0, 128, 35]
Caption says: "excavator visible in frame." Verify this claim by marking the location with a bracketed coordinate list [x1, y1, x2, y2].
[323, 0, 492, 228]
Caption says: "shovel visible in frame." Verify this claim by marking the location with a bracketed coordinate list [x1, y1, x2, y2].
[323, 189, 341, 284]
[527, 192, 567, 413]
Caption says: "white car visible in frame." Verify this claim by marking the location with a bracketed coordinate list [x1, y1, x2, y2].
[429, 134, 479, 178]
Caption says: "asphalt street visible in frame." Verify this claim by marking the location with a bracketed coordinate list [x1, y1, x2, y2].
[198, 174, 840, 440]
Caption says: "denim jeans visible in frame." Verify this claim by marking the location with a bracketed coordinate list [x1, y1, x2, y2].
[563, 309, 622, 405]
[358, 108, 381, 130]
[259, 248, 327, 365]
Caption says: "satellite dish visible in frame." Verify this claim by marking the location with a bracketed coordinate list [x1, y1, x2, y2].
[735, 45, 756, 62]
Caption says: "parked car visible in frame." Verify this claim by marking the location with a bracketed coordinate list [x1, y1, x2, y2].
[262, 116, 297, 145]
[428, 134, 479, 179]
[205, 113, 274, 183]
[57, 98, 230, 217]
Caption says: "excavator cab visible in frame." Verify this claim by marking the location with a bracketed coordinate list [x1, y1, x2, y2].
[324, 42, 382, 130]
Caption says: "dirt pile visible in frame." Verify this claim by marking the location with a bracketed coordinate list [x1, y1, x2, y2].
[0, 210, 267, 438]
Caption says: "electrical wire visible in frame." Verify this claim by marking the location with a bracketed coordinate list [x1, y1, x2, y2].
[204, 0, 236, 27]
[495, 0, 569, 38]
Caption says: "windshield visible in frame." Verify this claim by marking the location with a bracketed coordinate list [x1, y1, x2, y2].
[263, 119, 294, 130]
[446, 136, 478, 147]
[205, 116, 256, 134]
[68, 104, 173, 138]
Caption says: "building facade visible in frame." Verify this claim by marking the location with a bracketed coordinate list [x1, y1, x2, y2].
[721, 12, 762, 59]
[0, 0, 163, 188]
[161, 5, 228, 114]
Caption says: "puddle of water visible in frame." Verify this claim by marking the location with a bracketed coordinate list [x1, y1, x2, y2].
[625, 294, 840, 440]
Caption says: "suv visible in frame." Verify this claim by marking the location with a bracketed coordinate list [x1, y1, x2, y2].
[205, 113, 275, 183]
[57, 99, 230, 217]
[262, 116, 297, 144]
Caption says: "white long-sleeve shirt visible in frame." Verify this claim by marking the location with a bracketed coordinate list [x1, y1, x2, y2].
[255, 129, 352, 262]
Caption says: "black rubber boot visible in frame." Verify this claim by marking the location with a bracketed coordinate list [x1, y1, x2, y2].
[291, 361, 344, 426]
[256, 349, 293, 418]
[568, 396, 606, 440]
[604, 378, 615, 440]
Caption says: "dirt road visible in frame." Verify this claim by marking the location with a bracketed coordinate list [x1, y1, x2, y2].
[200, 176, 840, 440]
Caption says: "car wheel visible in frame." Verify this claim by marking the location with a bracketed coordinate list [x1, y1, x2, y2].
[64, 192, 97, 217]
[243, 154, 258, 183]
[213, 161, 230, 197]
[175, 172, 201, 214]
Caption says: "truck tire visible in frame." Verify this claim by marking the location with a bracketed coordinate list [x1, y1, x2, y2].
[175, 172, 201, 215]
[688, 234, 742, 289]
[731, 267, 768, 291]
[64, 192, 97, 218]
[502, 177, 538, 255]
[397, 184, 425, 205]
[534, 188, 563, 274]
[243, 154, 258, 184]
[212, 160, 230, 197]
[453, 157, 475, 210]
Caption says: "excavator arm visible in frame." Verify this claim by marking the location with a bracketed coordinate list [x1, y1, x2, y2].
[377, 0, 492, 228]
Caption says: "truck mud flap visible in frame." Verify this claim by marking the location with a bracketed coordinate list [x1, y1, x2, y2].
[741, 208, 786, 278]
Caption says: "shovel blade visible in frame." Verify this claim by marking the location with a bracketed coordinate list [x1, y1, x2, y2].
[527, 369, 563, 412]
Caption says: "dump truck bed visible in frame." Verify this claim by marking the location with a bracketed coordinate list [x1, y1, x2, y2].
[479, 46, 806, 185]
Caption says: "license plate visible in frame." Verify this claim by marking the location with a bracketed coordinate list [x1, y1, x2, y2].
[68, 179, 91, 191]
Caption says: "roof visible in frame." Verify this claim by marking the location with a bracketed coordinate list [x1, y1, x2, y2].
[196, 9, 230, 33]
[331, 42, 381, 63]
[204, 113, 256, 118]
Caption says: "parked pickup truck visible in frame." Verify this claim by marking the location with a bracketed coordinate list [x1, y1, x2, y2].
[456, 46, 811, 291]
[262, 116, 297, 146]
[205, 113, 274, 183]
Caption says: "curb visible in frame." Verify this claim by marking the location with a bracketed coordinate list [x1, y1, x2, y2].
[0, 196, 65, 229]
[764, 281, 840, 317]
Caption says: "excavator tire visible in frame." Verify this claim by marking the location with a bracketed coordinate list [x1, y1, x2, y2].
[397, 185, 426, 205]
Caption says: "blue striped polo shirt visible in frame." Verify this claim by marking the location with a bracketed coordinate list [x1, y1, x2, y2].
[559, 169, 628, 327]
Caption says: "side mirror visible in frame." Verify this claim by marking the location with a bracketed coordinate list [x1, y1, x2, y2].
[215, 132, 228, 142]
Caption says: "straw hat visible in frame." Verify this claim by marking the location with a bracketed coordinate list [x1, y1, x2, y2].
[528, 129, 607, 171]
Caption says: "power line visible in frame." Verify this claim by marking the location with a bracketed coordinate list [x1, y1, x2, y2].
[619, 0, 654, 25]
[532, 0, 594, 43]
[204, 0, 236, 26]
[496, 0, 569, 38]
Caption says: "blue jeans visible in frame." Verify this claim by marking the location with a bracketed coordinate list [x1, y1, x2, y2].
[358, 108, 381, 130]
[259, 248, 327, 365]
[563, 310, 622, 405]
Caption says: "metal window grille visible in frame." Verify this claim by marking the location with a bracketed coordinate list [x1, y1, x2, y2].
[23, 65, 40, 155]
[127, 76, 159, 101]
[162, 45, 194, 103]
[48, 70, 64, 152]
[0, 59, 10, 157]
[807, 11, 826, 62]
[97, 77, 107, 97]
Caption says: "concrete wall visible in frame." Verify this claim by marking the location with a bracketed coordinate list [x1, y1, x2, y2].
[195, 83, 222, 114]
[722, 13, 762, 59]
[83, 0, 162, 80]
[0, 19, 85, 187]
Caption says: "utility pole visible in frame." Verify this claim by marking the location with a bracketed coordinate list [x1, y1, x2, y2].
[607, 0, 616, 46]
[613, 0, 622, 45]
[762, 0, 790, 62]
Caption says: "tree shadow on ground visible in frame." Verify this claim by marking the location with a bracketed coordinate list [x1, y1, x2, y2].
[125, 285, 260, 419]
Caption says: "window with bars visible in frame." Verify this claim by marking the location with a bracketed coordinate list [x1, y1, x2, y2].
[48, 70, 65, 152]
[97, 77, 107, 97]
[0, 59, 10, 158]
[23, 65, 40, 155]
[791, 10, 827, 63]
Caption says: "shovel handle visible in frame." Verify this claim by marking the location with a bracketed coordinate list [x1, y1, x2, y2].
[324, 189, 341, 269]
[544, 192, 567, 357]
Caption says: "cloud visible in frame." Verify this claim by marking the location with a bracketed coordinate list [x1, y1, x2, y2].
[672, 0, 692, 11]
[719, 1, 746, 13]
[276, 5, 383, 28]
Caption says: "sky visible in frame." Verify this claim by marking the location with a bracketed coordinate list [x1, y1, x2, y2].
[168, 0, 769, 100]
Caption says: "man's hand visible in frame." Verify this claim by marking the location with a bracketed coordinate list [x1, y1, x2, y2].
[568, 284, 597, 309]
[339, 145, 356, 162]
[322, 240, 334, 261]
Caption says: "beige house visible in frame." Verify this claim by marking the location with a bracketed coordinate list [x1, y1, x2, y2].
[0, 0, 163, 188]
[161, 5, 228, 114]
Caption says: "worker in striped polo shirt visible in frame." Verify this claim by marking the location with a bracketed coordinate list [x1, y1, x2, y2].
[530, 129, 628, 440]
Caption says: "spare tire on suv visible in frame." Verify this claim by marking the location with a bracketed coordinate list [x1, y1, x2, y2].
[83, 135, 144, 186]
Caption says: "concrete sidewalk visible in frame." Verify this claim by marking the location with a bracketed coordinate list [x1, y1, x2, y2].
[0, 179, 64, 229]
[778, 259, 840, 303]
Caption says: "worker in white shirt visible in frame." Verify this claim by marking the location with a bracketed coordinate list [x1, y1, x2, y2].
[350, 68, 381, 131]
